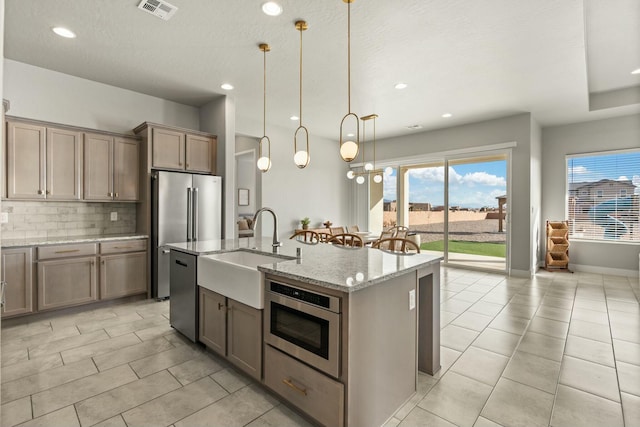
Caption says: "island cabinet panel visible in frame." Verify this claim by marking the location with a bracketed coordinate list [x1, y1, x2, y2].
[1, 248, 34, 318]
[99, 252, 147, 300]
[199, 287, 226, 356]
[37, 256, 97, 311]
[227, 298, 262, 380]
[6, 121, 46, 199]
[152, 128, 185, 170]
[264, 345, 344, 427]
[185, 134, 216, 173]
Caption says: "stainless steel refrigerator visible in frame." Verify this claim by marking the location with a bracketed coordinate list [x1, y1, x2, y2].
[152, 171, 222, 299]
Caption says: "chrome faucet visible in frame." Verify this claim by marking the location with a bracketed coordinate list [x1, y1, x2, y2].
[251, 207, 282, 251]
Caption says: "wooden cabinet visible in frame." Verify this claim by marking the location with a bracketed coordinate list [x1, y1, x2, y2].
[37, 243, 98, 311]
[84, 133, 139, 201]
[6, 121, 82, 200]
[1, 248, 34, 318]
[198, 287, 262, 380]
[185, 134, 215, 173]
[152, 128, 185, 170]
[99, 240, 147, 300]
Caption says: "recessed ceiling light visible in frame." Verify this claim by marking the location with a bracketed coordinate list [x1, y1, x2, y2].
[406, 125, 423, 130]
[262, 2, 283, 16]
[52, 27, 76, 38]
[290, 115, 299, 121]
[632, 68, 640, 75]
[220, 83, 234, 90]
[442, 113, 453, 118]
[394, 83, 408, 90]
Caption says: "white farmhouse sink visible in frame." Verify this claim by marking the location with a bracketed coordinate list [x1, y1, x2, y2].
[197, 250, 292, 309]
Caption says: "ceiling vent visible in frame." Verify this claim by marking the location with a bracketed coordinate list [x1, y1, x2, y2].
[137, 0, 178, 21]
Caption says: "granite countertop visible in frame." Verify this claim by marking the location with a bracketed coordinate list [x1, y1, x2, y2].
[1, 234, 149, 248]
[167, 237, 443, 293]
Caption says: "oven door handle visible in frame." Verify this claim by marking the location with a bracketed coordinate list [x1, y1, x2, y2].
[282, 378, 307, 396]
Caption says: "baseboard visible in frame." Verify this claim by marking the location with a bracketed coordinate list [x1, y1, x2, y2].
[570, 263, 639, 278]
[510, 268, 533, 278]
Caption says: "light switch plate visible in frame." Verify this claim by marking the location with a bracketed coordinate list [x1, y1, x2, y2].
[0, 212, 8, 224]
[110, 212, 118, 221]
[409, 289, 416, 310]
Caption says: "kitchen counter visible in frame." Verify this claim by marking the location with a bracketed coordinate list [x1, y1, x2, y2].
[166, 237, 442, 293]
[1, 234, 149, 248]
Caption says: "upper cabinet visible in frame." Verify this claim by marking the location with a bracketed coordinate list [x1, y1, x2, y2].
[135, 122, 217, 175]
[6, 120, 82, 200]
[84, 133, 139, 201]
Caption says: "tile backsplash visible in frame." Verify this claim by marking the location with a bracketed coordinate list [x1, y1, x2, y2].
[1, 201, 137, 240]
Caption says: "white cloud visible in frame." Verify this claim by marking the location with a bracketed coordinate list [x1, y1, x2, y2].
[568, 165, 589, 175]
[460, 171, 506, 187]
[618, 176, 629, 181]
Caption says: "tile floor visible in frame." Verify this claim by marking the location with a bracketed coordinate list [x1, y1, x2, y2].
[1, 267, 639, 427]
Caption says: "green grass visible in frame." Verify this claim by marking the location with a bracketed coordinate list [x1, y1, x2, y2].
[420, 240, 506, 258]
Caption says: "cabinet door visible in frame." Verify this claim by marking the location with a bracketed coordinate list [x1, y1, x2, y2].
[152, 128, 185, 170]
[113, 137, 140, 201]
[46, 127, 82, 200]
[227, 298, 262, 380]
[38, 257, 97, 311]
[198, 287, 226, 356]
[185, 135, 215, 173]
[100, 252, 147, 300]
[1, 248, 34, 318]
[7, 121, 46, 199]
[83, 133, 114, 201]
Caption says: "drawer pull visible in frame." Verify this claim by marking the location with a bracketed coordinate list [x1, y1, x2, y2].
[113, 246, 132, 249]
[282, 378, 307, 396]
[55, 249, 81, 254]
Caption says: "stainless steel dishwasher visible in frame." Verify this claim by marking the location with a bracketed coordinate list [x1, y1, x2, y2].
[169, 250, 198, 342]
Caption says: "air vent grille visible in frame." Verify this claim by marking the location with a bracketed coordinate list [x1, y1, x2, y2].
[137, 0, 178, 21]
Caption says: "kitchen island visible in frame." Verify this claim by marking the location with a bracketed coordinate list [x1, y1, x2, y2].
[167, 237, 442, 427]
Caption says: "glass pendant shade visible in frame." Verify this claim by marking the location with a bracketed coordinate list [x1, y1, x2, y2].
[364, 162, 373, 171]
[356, 175, 365, 184]
[373, 174, 383, 183]
[346, 170, 355, 179]
[257, 156, 271, 172]
[294, 150, 309, 168]
[340, 140, 358, 162]
[384, 166, 393, 175]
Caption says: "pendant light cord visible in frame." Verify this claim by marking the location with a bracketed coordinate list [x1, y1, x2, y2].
[263, 47, 267, 137]
[347, 1, 351, 114]
[299, 25, 303, 125]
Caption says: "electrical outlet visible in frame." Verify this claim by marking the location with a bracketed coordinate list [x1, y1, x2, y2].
[0, 212, 8, 224]
[409, 289, 416, 310]
[110, 212, 118, 221]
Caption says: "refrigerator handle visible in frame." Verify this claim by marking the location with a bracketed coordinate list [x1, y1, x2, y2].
[193, 188, 199, 241]
[186, 188, 193, 242]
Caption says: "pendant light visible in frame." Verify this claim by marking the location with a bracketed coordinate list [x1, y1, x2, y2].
[339, 0, 359, 162]
[347, 113, 383, 184]
[257, 43, 272, 173]
[293, 20, 310, 168]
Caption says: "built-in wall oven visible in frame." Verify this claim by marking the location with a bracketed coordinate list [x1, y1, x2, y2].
[265, 279, 341, 378]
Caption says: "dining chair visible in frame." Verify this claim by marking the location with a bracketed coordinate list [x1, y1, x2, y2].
[387, 225, 409, 237]
[317, 231, 333, 243]
[346, 225, 360, 233]
[330, 226, 346, 235]
[289, 230, 320, 244]
[326, 233, 364, 248]
[371, 238, 420, 253]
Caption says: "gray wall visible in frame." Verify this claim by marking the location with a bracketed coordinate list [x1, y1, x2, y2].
[530, 118, 543, 271]
[235, 136, 258, 217]
[541, 114, 640, 275]
[373, 113, 535, 276]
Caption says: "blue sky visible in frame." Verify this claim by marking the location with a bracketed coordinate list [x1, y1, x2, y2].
[384, 160, 507, 208]
[568, 152, 640, 193]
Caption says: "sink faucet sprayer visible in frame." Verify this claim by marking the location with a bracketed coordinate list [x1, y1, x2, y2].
[251, 207, 282, 251]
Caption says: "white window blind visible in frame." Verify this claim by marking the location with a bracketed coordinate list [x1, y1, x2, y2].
[566, 149, 640, 242]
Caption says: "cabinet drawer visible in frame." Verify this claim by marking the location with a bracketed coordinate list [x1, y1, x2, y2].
[264, 345, 344, 427]
[38, 243, 97, 260]
[100, 239, 147, 254]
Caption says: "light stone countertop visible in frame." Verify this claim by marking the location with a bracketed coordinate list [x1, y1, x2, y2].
[1, 234, 149, 248]
[167, 237, 443, 293]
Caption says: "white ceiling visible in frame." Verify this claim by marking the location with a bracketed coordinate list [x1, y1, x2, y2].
[4, 0, 640, 140]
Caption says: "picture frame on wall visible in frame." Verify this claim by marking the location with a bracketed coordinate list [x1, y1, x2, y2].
[238, 188, 250, 206]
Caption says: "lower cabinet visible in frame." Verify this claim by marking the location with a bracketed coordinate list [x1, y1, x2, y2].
[38, 256, 98, 311]
[199, 287, 262, 380]
[1, 247, 34, 318]
[100, 252, 147, 300]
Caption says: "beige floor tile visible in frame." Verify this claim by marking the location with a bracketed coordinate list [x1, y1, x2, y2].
[510, 294, 542, 307]
[162, 331, 192, 347]
[441, 298, 474, 314]
[75, 370, 182, 426]
[92, 337, 175, 372]
[28, 329, 110, 359]
[472, 328, 522, 357]
[1, 322, 52, 341]
[613, 338, 640, 366]
[501, 303, 538, 320]
[1, 348, 28, 367]
[610, 322, 640, 344]
[569, 319, 612, 343]
[1, 358, 97, 403]
[168, 353, 225, 386]
[129, 344, 201, 378]
[450, 346, 508, 386]
[481, 378, 554, 427]
[134, 323, 175, 341]
[621, 392, 640, 427]
[571, 307, 610, 326]
[607, 300, 640, 313]
[431, 347, 462, 380]
[573, 297, 607, 312]
[91, 415, 128, 427]
[398, 407, 456, 427]
[518, 331, 565, 362]
[527, 316, 569, 339]
[1, 326, 80, 355]
[174, 384, 278, 427]
[488, 313, 530, 335]
[468, 301, 504, 317]
[559, 355, 620, 402]
[211, 368, 252, 393]
[104, 315, 167, 337]
[245, 404, 314, 427]
[418, 372, 492, 426]
[440, 325, 479, 352]
[452, 290, 485, 303]
[31, 364, 138, 418]
[75, 312, 143, 334]
[49, 310, 117, 331]
[564, 335, 615, 367]
[617, 361, 640, 397]
[60, 333, 141, 364]
[474, 416, 503, 427]
[540, 295, 574, 310]
[502, 351, 561, 393]
[1, 396, 32, 427]
[440, 311, 458, 328]
[550, 384, 623, 427]
[1, 353, 63, 384]
[122, 377, 228, 427]
[535, 305, 572, 322]
[15, 405, 80, 427]
[451, 311, 494, 332]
